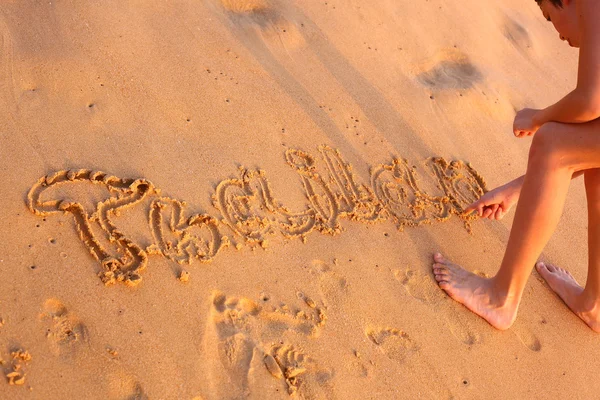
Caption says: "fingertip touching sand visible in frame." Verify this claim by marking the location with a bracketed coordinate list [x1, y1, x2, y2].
[433, 0, 600, 332]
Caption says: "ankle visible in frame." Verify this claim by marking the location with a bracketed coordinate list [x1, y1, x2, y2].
[488, 277, 522, 308]
[578, 291, 600, 314]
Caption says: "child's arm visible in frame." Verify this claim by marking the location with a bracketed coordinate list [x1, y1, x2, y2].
[514, 0, 600, 137]
[465, 171, 585, 220]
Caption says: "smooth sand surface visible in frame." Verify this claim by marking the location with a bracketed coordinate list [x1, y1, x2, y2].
[0, 0, 595, 399]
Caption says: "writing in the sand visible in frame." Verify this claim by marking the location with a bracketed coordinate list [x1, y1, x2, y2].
[27, 145, 486, 287]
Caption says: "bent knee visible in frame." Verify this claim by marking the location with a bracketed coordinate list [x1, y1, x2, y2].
[528, 123, 569, 168]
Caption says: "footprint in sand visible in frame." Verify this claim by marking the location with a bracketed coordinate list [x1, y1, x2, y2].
[394, 269, 482, 346]
[110, 381, 147, 400]
[366, 327, 419, 362]
[201, 291, 331, 400]
[40, 299, 151, 397]
[503, 15, 533, 54]
[40, 298, 88, 357]
[102, 368, 149, 400]
[510, 314, 543, 352]
[349, 351, 373, 379]
[1, 348, 32, 386]
[415, 49, 482, 90]
[264, 343, 333, 397]
[219, 0, 269, 14]
[306, 259, 349, 305]
[127, 384, 149, 400]
[218, 0, 307, 50]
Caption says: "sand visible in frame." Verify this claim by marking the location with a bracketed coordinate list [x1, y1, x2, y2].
[0, 0, 595, 399]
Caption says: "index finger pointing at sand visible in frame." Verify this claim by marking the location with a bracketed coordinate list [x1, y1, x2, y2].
[464, 199, 483, 216]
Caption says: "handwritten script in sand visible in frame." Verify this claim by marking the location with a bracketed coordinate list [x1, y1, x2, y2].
[27, 146, 486, 287]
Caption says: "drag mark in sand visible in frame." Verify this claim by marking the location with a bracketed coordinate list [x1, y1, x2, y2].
[27, 146, 486, 286]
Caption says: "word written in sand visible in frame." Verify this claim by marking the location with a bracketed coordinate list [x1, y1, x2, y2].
[27, 145, 486, 287]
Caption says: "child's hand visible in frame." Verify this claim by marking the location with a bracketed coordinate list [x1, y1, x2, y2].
[513, 108, 541, 138]
[464, 182, 520, 220]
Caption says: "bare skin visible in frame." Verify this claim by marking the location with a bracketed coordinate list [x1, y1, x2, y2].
[433, 0, 600, 331]
[433, 253, 518, 330]
[535, 262, 600, 332]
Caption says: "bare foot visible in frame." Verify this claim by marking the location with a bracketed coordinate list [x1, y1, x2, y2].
[432, 253, 518, 330]
[535, 262, 600, 332]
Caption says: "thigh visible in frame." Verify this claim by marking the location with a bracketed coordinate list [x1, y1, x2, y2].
[533, 118, 600, 172]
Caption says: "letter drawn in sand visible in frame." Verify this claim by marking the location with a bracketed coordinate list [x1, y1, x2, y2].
[149, 197, 227, 264]
[317, 145, 383, 223]
[27, 170, 227, 287]
[424, 157, 486, 231]
[371, 158, 450, 229]
[213, 167, 317, 246]
[371, 157, 486, 232]
[285, 148, 341, 234]
[27, 146, 487, 287]
[27, 170, 155, 286]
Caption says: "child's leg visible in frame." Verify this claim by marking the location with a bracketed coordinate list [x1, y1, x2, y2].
[536, 168, 600, 331]
[432, 119, 600, 330]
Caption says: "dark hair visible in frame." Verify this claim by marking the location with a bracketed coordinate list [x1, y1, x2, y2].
[536, 0, 563, 7]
